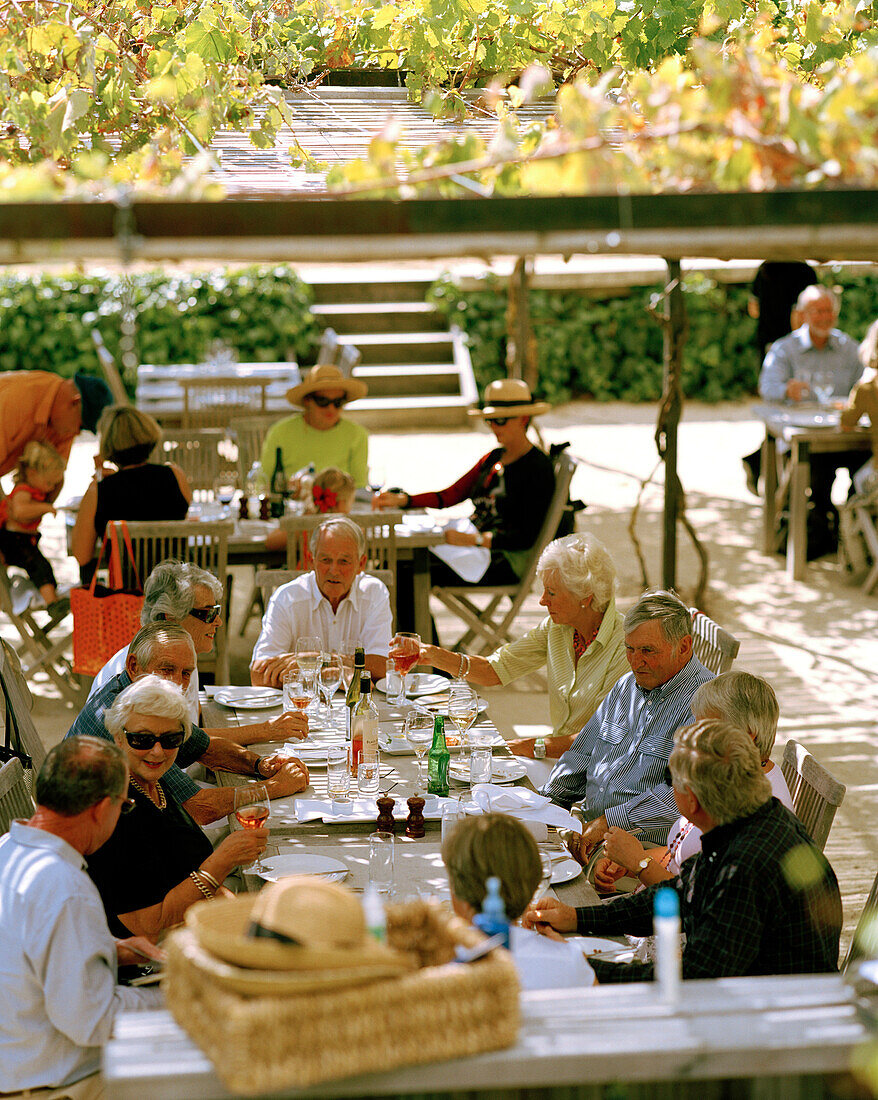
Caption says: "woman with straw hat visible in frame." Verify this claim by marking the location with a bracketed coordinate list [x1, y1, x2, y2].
[260, 364, 369, 489]
[374, 379, 556, 631]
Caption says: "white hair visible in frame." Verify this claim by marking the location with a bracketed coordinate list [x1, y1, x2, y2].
[669, 719, 771, 826]
[310, 516, 365, 558]
[691, 671, 779, 761]
[536, 533, 616, 612]
[104, 674, 191, 743]
[797, 285, 838, 314]
[623, 590, 692, 645]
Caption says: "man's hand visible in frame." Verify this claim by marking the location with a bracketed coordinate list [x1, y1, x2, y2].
[786, 378, 810, 402]
[116, 936, 167, 966]
[251, 654, 298, 688]
[602, 826, 646, 874]
[593, 857, 629, 894]
[568, 814, 608, 864]
[260, 711, 308, 742]
[521, 896, 577, 934]
[265, 759, 310, 798]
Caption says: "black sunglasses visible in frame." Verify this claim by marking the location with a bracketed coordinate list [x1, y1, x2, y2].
[118, 795, 136, 815]
[124, 728, 186, 751]
[309, 394, 347, 409]
[188, 604, 222, 624]
[487, 417, 510, 426]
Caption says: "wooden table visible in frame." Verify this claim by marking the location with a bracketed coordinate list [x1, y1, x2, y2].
[755, 404, 871, 579]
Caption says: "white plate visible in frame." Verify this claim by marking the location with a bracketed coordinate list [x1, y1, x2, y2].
[255, 854, 348, 883]
[567, 936, 633, 960]
[415, 694, 488, 716]
[375, 673, 449, 696]
[449, 758, 526, 784]
[551, 857, 583, 885]
[213, 686, 283, 710]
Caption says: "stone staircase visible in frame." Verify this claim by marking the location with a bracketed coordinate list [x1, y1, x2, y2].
[308, 273, 478, 428]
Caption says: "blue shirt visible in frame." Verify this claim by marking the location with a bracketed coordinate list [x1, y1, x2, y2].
[759, 325, 862, 401]
[65, 672, 209, 805]
[541, 656, 714, 843]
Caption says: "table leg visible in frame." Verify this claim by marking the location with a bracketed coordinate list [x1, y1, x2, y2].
[787, 439, 810, 580]
[411, 546, 432, 642]
[762, 428, 778, 553]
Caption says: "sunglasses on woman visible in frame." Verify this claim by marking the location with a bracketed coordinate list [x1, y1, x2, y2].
[487, 417, 510, 426]
[124, 729, 186, 751]
[188, 604, 222, 624]
[308, 394, 347, 409]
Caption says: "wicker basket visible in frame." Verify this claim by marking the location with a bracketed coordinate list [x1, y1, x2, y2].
[164, 898, 520, 1094]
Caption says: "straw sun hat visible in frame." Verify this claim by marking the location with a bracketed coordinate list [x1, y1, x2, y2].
[468, 378, 551, 420]
[286, 364, 368, 406]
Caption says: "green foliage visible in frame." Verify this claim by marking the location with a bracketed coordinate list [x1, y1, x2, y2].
[0, 266, 319, 389]
[430, 269, 878, 403]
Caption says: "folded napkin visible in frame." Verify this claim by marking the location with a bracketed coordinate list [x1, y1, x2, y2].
[430, 518, 491, 583]
[470, 783, 580, 831]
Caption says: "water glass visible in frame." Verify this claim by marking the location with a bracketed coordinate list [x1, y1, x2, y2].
[441, 796, 463, 843]
[384, 657, 403, 702]
[357, 757, 381, 797]
[469, 747, 493, 787]
[369, 831, 395, 895]
[326, 747, 350, 799]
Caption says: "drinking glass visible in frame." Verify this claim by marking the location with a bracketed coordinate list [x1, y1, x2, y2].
[389, 632, 420, 705]
[295, 635, 323, 697]
[282, 670, 314, 716]
[214, 471, 237, 509]
[404, 710, 434, 793]
[441, 795, 462, 844]
[535, 850, 554, 904]
[369, 831, 394, 896]
[357, 757, 381, 797]
[384, 657, 403, 704]
[233, 783, 269, 874]
[469, 746, 492, 787]
[326, 746, 351, 800]
[319, 653, 343, 724]
[812, 369, 834, 406]
[448, 682, 479, 757]
[339, 636, 359, 692]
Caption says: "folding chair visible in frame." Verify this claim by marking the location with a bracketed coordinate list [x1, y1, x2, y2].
[114, 520, 233, 684]
[316, 328, 339, 365]
[0, 638, 48, 777]
[843, 866, 878, 971]
[690, 609, 740, 674]
[337, 343, 362, 377]
[0, 758, 34, 834]
[91, 329, 130, 406]
[0, 561, 84, 706]
[843, 485, 878, 595]
[780, 738, 846, 852]
[430, 451, 577, 654]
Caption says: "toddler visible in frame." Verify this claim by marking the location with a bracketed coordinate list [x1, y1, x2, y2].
[306, 467, 356, 515]
[0, 441, 65, 607]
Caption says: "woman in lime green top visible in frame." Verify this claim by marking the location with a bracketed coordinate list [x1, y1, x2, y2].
[419, 533, 628, 758]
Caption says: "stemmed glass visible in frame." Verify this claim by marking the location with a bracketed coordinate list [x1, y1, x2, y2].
[339, 636, 359, 694]
[283, 671, 314, 717]
[448, 682, 480, 758]
[389, 632, 420, 706]
[233, 783, 270, 874]
[812, 369, 834, 407]
[319, 652, 343, 726]
[295, 635, 322, 707]
[404, 710, 434, 793]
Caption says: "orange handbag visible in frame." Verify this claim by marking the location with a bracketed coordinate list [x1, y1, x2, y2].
[71, 521, 144, 676]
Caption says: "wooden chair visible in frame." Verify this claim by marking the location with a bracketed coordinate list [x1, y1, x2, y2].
[111, 520, 233, 683]
[228, 415, 279, 485]
[843, 866, 878, 971]
[0, 758, 35, 834]
[180, 377, 273, 430]
[91, 329, 130, 406]
[316, 328, 339, 365]
[430, 451, 577, 654]
[280, 512, 400, 585]
[159, 428, 231, 499]
[0, 638, 48, 778]
[255, 567, 395, 622]
[780, 739, 846, 852]
[690, 609, 740, 674]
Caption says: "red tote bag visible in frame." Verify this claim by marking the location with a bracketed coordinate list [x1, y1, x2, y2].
[71, 521, 144, 676]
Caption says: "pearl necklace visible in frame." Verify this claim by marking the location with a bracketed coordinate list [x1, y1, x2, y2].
[129, 775, 166, 810]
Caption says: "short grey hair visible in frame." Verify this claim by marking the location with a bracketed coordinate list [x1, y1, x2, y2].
[623, 590, 692, 645]
[691, 671, 779, 761]
[129, 621, 195, 672]
[105, 674, 191, 744]
[36, 736, 126, 816]
[141, 560, 222, 625]
[310, 516, 365, 559]
[669, 719, 771, 826]
[536, 533, 616, 612]
[797, 284, 838, 314]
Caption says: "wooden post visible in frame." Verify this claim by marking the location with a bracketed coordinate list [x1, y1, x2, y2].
[661, 259, 685, 590]
[506, 256, 537, 389]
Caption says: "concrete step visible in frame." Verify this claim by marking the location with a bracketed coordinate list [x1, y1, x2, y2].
[338, 331, 454, 365]
[311, 301, 446, 335]
[309, 278, 434, 305]
[345, 394, 473, 429]
[354, 364, 461, 398]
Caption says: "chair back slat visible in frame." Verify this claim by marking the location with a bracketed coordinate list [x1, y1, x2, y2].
[780, 738, 846, 851]
[181, 378, 271, 430]
[690, 609, 741, 674]
[160, 429, 232, 496]
[0, 758, 35, 835]
[0, 639, 47, 777]
[843, 867, 878, 971]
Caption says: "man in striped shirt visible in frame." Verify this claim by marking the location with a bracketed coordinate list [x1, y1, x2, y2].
[542, 591, 714, 856]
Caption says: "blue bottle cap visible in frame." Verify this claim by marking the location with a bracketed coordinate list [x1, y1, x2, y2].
[482, 876, 506, 920]
[654, 886, 679, 919]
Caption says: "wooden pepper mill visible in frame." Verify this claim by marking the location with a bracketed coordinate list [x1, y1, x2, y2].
[238, 495, 250, 521]
[405, 796, 425, 838]
[375, 795, 396, 834]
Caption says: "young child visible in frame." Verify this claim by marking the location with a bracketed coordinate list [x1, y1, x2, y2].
[264, 466, 356, 552]
[0, 441, 66, 607]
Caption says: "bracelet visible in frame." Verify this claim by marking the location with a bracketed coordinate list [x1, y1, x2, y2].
[457, 653, 469, 679]
[252, 756, 264, 779]
[189, 871, 216, 900]
[199, 869, 221, 891]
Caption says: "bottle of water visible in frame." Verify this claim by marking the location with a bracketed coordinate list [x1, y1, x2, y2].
[473, 876, 510, 950]
[654, 886, 682, 1003]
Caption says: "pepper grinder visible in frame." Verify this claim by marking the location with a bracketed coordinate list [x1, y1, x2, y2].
[258, 496, 270, 522]
[405, 796, 425, 838]
[376, 795, 396, 834]
[238, 495, 250, 522]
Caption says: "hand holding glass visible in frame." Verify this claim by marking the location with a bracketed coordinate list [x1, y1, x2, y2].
[233, 784, 270, 873]
[389, 632, 420, 705]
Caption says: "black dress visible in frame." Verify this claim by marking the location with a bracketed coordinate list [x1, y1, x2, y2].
[87, 779, 213, 938]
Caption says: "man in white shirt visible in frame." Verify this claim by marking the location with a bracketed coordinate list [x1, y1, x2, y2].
[251, 516, 392, 686]
[0, 736, 163, 1098]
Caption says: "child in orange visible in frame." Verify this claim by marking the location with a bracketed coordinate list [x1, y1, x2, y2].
[0, 441, 66, 606]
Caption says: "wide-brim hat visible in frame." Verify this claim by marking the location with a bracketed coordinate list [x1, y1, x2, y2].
[186, 878, 412, 975]
[286, 364, 368, 406]
[468, 378, 551, 419]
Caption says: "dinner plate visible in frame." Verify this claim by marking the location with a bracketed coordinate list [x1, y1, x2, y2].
[255, 854, 348, 883]
[567, 936, 633, 960]
[213, 686, 283, 710]
[375, 674, 449, 696]
[550, 857, 583, 885]
[415, 693, 488, 715]
[449, 758, 526, 784]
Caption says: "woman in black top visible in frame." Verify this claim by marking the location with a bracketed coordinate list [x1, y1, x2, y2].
[71, 405, 192, 584]
[87, 676, 268, 941]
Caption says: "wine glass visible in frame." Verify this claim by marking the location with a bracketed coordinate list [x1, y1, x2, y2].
[319, 652, 343, 725]
[389, 632, 420, 706]
[295, 635, 322, 700]
[448, 682, 479, 758]
[234, 783, 270, 874]
[339, 636, 359, 693]
[214, 471, 237, 507]
[812, 369, 835, 407]
[404, 710, 434, 793]
[283, 670, 314, 717]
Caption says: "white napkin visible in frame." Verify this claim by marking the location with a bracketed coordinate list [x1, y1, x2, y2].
[470, 783, 581, 831]
[429, 518, 491, 583]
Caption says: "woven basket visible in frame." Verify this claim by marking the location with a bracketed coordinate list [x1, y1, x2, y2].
[164, 898, 520, 1094]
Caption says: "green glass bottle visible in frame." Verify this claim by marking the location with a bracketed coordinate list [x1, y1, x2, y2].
[427, 715, 450, 797]
[345, 645, 365, 741]
[269, 447, 286, 519]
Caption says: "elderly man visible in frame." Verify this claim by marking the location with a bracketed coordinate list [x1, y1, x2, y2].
[0, 736, 162, 1098]
[251, 516, 392, 686]
[525, 719, 842, 983]
[542, 590, 714, 852]
[67, 623, 309, 825]
[86, 560, 306, 745]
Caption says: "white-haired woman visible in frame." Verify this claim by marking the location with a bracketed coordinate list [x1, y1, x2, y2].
[86, 676, 268, 941]
[419, 533, 628, 758]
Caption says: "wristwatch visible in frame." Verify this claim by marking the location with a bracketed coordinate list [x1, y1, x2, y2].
[475, 532, 487, 547]
[533, 738, 547, 760]
[636, 857, 652, 877]
[253, 756, 265, 779]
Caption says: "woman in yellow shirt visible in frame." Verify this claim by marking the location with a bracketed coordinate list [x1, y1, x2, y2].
[419, 533, 628, 758]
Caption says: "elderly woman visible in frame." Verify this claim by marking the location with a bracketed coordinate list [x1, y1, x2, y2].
[72, 405, 192, 583]
[86, 676, 268, 941]
[420, 532, 628, 758]
[592, 671, 794, 892]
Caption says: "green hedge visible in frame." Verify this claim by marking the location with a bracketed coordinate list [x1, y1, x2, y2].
[429, 270, 878, 403]
[0, 266, 320, 392]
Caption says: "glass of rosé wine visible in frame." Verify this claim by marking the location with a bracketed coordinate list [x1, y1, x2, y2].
[234, 783, 270, 874]
[388, 632, 420, 706]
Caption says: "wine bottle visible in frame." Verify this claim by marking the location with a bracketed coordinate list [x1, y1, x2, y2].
[427, 714, 450, 797]
[351, 672, 378, 770]
[269, 446, 286, 519]
[345, 645, 365, 741]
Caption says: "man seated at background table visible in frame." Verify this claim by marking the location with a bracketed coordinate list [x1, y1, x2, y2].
[251, 516, 391, 686]
[542, 590, 714, 854]
[0, 736, 163, 1099]
[67, 623, 309, 825]
[524, 719, 842, 982]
